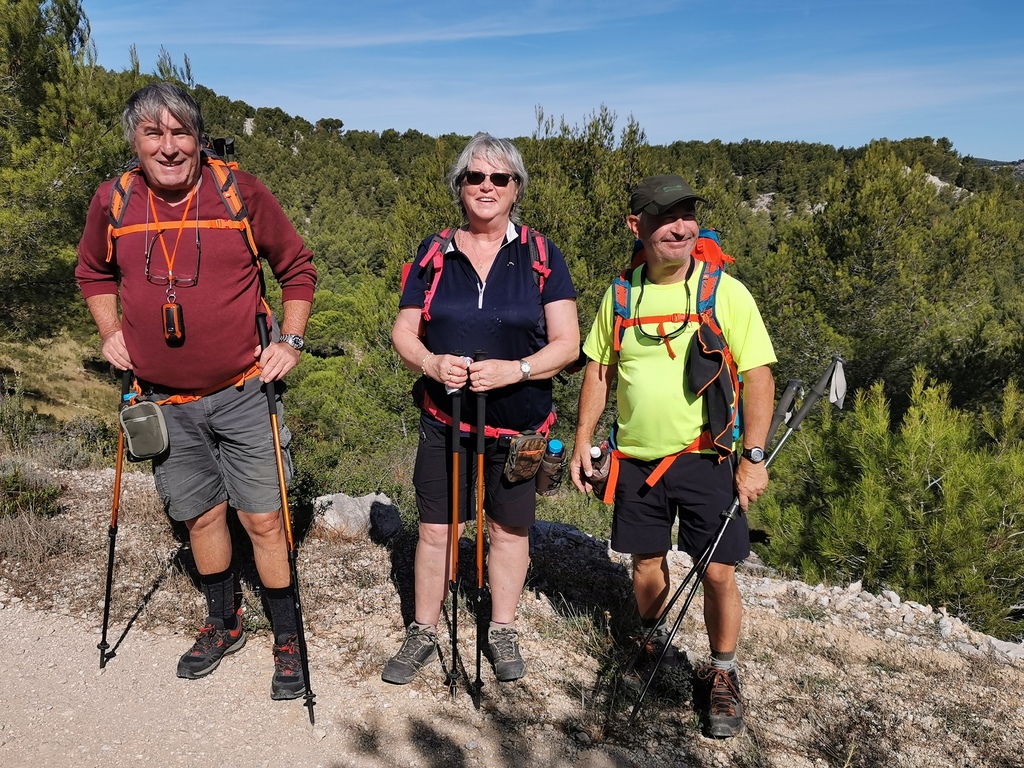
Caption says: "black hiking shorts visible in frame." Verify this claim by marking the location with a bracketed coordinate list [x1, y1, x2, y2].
[413, 415, 536, 529]
[610, 452, 748, 563]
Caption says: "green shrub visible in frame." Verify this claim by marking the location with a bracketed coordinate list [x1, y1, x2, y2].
[0, 463, 62, 519]
[756, 369, 1024, 640]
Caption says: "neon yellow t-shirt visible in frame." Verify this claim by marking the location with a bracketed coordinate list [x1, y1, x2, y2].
[583, 263, 776, 461]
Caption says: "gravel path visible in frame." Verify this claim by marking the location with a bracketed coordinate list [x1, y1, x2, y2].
[0, 605, 633, 768]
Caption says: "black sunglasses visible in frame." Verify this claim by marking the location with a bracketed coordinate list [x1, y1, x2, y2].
[461, 171, 517, 187]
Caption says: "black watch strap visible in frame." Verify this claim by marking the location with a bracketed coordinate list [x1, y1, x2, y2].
[741, 446, 765, 464]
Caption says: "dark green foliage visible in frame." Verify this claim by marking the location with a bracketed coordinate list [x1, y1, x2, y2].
[6, 2, 1024, 639]
[756, 371, 1024, 640]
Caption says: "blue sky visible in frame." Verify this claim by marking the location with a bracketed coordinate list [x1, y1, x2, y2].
[83, 0, 1024, 161]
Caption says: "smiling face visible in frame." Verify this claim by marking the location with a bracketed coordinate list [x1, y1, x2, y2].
[131, 108, 202, 202]
[627, 200, 700, 282]
[459, 155, 519, 229]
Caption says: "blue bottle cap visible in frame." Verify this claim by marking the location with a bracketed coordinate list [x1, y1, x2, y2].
[548, 439, 564, 454]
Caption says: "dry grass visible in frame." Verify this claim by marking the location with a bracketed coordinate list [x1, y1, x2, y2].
[0, 333, 116, 423]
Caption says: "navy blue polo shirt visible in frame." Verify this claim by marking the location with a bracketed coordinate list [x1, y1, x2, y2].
[400, 223, 576, 432]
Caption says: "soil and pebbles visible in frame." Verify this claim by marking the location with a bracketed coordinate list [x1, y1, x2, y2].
[1, 466, 1022, 767]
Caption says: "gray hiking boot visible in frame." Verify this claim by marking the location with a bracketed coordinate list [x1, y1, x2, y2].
[176, 613, 247, 680]
[696, 665, 744, 738]
[488, 625, 526, 682]
[271, 633, 305, 700]
[381, 623, 438, 685]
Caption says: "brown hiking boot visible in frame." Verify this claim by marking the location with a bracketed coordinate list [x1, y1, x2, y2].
[696, 665, 744, 738]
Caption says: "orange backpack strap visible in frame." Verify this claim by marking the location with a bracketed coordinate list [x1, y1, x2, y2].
[105, 151, 258, 265]
[204, 149, 259, 259]
[106, 167, 140, 262]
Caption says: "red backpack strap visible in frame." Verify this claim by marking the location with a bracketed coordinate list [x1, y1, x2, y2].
[522, 226, 551, 293]
[417, 227, 457, 322]
[612, 268, 633, 352]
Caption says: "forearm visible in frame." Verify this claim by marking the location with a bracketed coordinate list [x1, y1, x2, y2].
[85, 294, 121, 339]
[740, 365, 775, 449]
[280, 299, 312, 338]
[575, 360, 614, 444]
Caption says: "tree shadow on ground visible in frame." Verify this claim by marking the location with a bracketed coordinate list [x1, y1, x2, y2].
[526, 520, 704, 745]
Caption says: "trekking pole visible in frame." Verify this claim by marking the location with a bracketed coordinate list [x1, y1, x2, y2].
[255, 314, 316, 725]
[621, 377, 802, 683]
[446, 350, 466, 699]
[473, 351, 488, 697]
[98, 370, 133, 669]
[766, 379, 803, 450]
[628, 358, 846, 722]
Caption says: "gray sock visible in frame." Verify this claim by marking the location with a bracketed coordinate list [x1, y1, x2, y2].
[711, 649, 737, 672]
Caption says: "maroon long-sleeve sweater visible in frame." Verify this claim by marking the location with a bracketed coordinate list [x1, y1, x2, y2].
[76, 163, 316, 390]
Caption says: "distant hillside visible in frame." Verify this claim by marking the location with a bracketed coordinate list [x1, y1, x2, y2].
[975, 157, 1024, 179]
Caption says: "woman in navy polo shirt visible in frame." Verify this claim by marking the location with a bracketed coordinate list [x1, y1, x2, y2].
[385, 133, 580, 685]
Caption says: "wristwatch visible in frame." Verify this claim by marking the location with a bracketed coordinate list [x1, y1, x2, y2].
[741, 446, 765, 464]
[518, 359, 532, 381]
[280, 334, 305, 352]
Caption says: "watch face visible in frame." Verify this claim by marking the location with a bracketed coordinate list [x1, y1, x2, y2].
[520, 360, 531, 377]
[747, 447, 764, 462]
[282, 334, 305, 351]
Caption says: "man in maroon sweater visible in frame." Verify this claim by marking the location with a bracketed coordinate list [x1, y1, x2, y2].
[76, 83, 316, 700]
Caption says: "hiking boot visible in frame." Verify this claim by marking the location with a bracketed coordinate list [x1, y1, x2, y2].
[176, 613, 246, 679]
[271, 633, 305, 700]
[696, 665, 744, 738]
[381, 623, 438, 685]
[622, 624, 677, 691]
[488, 625, 526, 682]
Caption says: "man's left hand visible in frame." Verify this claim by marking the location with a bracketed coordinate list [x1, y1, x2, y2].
[255, 342, 301, 382]
[735, 459, 769, 512]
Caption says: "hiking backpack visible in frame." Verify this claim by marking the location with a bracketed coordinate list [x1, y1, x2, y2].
[400, 226, 551, 321]
[610, 229, 742, 461]
[104, 145, 258, 264]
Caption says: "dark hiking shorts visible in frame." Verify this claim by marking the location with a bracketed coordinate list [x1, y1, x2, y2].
[413, 415, 536, 528]
[151, 376, 293, 522]
[610, 452, 748, 563]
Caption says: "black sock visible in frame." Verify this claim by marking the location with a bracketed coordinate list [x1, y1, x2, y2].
[264, 586, 297, 642]
[199, 569, 236, 628]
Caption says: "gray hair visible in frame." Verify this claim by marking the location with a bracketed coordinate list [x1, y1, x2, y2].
[122, 82, 204, 150]
[446, 133, 529, 222]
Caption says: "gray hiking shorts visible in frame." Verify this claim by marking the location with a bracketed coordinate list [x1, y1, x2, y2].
[151, 376, 293, 522]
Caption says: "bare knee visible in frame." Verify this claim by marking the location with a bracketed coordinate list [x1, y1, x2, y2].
[237, 509, 284, 541]
[701, 562, 737, 595]
[185, 503, 228, 537]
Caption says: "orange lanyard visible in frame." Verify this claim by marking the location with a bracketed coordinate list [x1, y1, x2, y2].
[148, 184, 198, 290]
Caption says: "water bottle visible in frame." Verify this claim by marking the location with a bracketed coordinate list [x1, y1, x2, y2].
[587, 442, 612, 498]
[535, 439, 566, 496]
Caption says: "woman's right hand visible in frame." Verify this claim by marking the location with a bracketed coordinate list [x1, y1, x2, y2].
[426, 353, 470, 390]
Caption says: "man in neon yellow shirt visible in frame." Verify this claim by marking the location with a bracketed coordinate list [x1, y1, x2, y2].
[571, 174, 775, 738]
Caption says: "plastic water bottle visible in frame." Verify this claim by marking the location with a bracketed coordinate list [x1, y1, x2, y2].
[535, 439, 566, 496]
[587, 442, 612, 498]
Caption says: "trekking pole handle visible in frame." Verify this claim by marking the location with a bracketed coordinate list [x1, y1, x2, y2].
[119, 369, 132, 400]
[766, 379, 802, 449]
[254, 313, 277, 412]
[788, 355, 844, 432]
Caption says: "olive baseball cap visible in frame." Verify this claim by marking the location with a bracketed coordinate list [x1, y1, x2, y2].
[629, 174, 708, 215]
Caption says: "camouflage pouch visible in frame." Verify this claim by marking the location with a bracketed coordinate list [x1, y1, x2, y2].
[503, 431, 547, 483]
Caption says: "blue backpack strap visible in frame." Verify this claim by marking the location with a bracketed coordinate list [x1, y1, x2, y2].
[612, 268, 633, 352]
